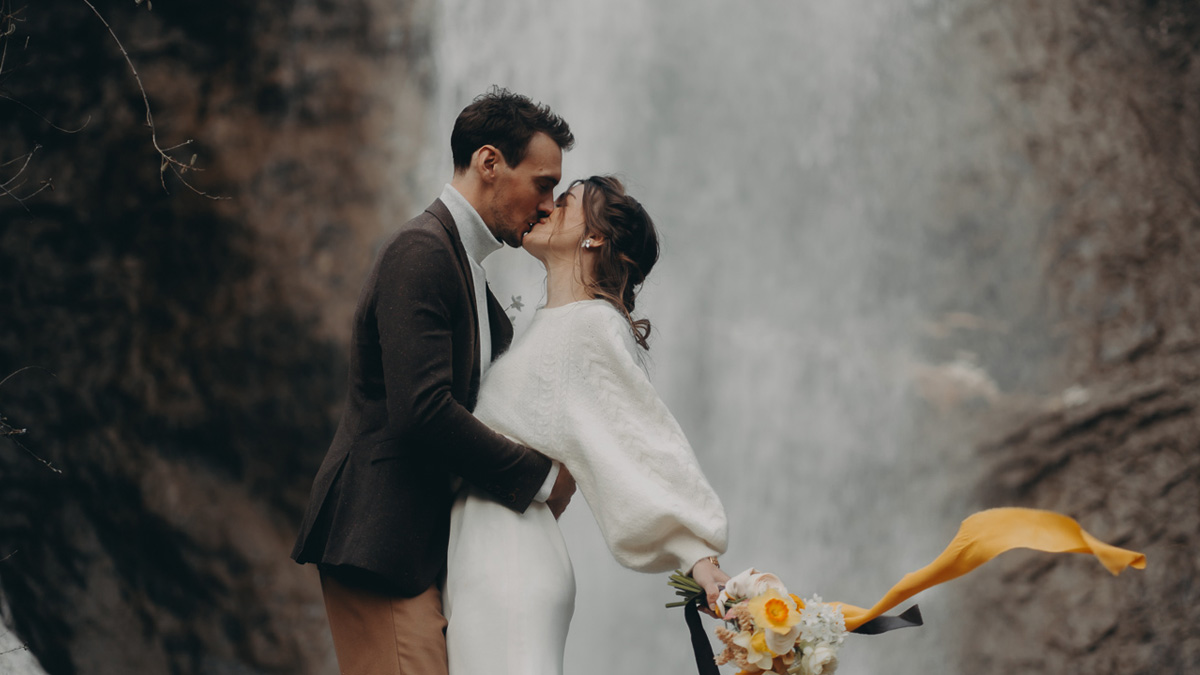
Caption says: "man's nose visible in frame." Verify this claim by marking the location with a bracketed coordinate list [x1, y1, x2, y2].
[538, 196, 555, 217]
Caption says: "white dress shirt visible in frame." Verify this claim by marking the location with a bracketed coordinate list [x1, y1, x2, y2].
[439, 184, 559, 501]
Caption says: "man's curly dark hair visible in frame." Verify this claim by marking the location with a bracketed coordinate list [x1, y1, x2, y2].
[450, 87, 574, 171]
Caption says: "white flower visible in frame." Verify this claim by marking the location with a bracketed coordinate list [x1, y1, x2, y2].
[796, 596, 847, 647]
[801, 644, 839, 675]
[720, 568, 790, 614]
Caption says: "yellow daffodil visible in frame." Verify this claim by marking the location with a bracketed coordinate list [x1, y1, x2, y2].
[747, 589, 802, 634]
[746, 589, 804, 656]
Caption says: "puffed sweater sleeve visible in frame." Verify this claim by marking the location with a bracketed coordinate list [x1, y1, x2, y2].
[552, 303, 728, 573]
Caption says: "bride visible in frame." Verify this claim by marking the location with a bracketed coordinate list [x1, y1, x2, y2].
[444, 176, 730, 674]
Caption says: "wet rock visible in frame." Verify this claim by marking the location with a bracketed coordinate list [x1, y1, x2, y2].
[0, 1, 432, 672]
[958, 1, 1200, 672]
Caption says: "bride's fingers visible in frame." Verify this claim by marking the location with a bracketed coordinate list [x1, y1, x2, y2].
[705, 585, 723, 615]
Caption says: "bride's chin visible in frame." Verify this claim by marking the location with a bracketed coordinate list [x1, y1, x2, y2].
[521, 239, 544, 258]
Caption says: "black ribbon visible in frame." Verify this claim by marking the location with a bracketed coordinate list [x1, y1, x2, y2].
[849, 604, 923, 635]
[683, 601, 922, 674]
[684, 600, 721, 675]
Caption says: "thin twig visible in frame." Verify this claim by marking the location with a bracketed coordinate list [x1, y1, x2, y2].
[0, 425, 61, 474]
[0, 175, 23, 204]
[0, 644, 30, 656]
[0, 169, 50, 210]
[0, 144, 54, 207]
[0, 143, 37, 187]
[0, 6, 11, 77]
[0, 409, 58, 473]
[0, 366, 54, 390]
[0, 3, 29, 87]
[0, 179, 53, 203]
[0, 94, 91, 134]
[0, 416, 24, 436]
[80, 0, 223, 199]
[0, 4, 77, 207]
[0, 368, 62, 473]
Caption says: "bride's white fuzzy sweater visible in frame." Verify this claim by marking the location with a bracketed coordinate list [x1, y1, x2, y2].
[473, 299, 727, 572]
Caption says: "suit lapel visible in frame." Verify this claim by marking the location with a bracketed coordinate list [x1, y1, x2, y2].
[425, 199, 483, 398]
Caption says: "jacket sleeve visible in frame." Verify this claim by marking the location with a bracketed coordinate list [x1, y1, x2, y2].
[374, 227, 551, 512]
[554, 305, 728, 573]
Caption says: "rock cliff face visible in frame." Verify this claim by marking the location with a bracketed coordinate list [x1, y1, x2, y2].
[0, 1, 432, 673]
[955, 1, 1199, 672]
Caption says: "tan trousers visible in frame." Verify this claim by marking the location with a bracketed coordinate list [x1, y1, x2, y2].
[320, 572, 448, 675]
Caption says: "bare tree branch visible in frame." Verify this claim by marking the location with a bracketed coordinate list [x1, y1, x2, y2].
[0, 368, 62, 474]
[0, 144, 52, 209]
[0, 418, 60, 474]
[80, 0, 224, 199]
[2, 1, 222, 204]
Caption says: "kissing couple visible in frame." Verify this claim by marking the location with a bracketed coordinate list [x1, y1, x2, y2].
[292, 87, 730, 675]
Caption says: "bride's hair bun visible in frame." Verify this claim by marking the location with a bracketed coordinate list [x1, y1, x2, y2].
[577, 175, 659, 350]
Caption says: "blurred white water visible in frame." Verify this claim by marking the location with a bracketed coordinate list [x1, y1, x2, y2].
[1, 594, 46, 675]
[417, 1, 1051, 673]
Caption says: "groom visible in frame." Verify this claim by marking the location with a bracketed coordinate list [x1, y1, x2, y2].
[292, 88, 578, 675]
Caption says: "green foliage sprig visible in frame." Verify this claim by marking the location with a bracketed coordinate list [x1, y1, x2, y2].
[666, 569, 704, 609]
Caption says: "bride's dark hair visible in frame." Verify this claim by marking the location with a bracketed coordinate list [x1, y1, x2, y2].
[576, 175, 659, 350]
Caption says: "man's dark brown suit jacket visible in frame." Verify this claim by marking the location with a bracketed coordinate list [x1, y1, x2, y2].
[291, 199, 552, 597]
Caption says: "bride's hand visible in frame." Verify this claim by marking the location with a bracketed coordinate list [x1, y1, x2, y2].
[690, 558, 731, 618]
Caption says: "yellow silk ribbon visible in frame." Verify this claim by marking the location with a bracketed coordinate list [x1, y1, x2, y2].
[835, 507, 1147, 631]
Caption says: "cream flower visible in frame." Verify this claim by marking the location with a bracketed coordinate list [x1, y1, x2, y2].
[732, 629, 776, 671]
[794, 644, 839, 675]
[720, 568, 790, 614]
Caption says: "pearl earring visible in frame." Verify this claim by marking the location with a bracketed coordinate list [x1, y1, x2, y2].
[582, 238, 593, 249]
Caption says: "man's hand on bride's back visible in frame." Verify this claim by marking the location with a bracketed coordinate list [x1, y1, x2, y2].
[547, 465, 576, 519]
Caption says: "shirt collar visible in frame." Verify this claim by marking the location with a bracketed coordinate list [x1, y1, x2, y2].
[440, 183, 502, 266]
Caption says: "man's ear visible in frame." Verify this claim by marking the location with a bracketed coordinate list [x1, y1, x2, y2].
[473, 145, 503, 183]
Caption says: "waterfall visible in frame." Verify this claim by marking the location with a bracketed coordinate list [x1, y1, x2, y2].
[0, 594, 45, 675]
[419, 0, 1037, 672]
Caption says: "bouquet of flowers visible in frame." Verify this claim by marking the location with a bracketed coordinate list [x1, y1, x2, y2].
[669, 568, 846, 675]
[666, 508, 1149, 675]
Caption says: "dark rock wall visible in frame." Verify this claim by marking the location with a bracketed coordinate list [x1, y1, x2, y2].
[0, 1, 432, 673]
[958, 1, 1199, 673]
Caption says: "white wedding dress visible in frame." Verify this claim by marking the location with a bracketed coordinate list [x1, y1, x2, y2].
[444, 300, 727, 675]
